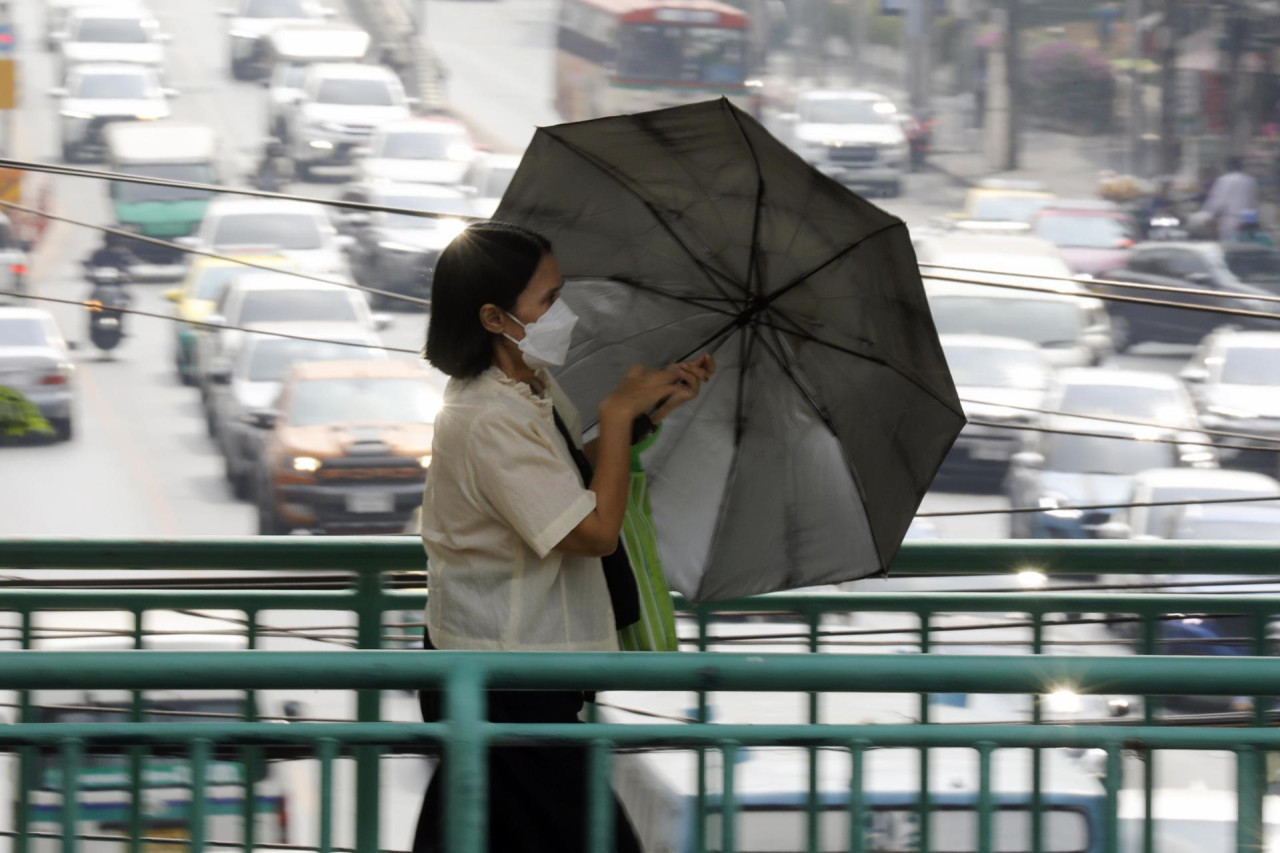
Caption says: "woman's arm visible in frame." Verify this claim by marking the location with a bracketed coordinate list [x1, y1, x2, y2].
[582, 356, 714, 466]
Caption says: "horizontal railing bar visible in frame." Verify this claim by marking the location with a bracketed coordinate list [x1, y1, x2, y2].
[0, 721, 1279, 751]
[0, 651, 1278, 694]
[2, 538, 1278, 576]
[0, 591, 359, 609]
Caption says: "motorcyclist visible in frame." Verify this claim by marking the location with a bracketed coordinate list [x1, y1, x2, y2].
[1233, 210, 1275, 246]
[252, 138, 294, 192]
[84, 232, 136, 276]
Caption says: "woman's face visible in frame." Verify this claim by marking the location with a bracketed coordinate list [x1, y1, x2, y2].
[506, 252, 564, 336]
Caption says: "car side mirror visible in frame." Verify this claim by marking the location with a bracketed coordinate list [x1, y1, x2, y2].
[162, 88, 180, 99]
[155, 32, 173, 43]
[260, 78, 271, 89]
[343, 212, 371, 228]
[67, 340, 79, 352]
[18, 239, 32, 253]
[163, 288, 182, 303]
[1010, 451, 1045, 469]
[1092, 521, 1131, 540]
[209, 366, 232, 385]
[205, 313, 227, 327]
[1180, 367, 1209, 384]
[244, 410, 278, 429]
[335, 234, 357, 251]
[47, 87, 69, 98]
[175, 236, 198, 249]
[373, 312, 393, 331]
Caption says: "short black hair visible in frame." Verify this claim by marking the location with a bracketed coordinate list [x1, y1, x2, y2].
[424, 221, 552, 378]
[1227, 155, 1245, 172]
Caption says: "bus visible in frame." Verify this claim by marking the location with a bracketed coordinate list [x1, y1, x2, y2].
[553, 0, 760, 122]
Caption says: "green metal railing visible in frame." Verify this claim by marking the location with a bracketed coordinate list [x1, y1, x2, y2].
[1, 537, 1279, 853]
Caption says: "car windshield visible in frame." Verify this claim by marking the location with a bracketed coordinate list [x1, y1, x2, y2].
[212, 213, 322, 250]
[244, 339, 378, 382]
[275, 63, 308, 89]
[74, 72, 150, 100]
[287, 377, 440, 426]
[616, 25, 745, 86]
[315, 78, 394, 106]
[1034, 214, 1131, 249]
[113, 163, 216, 203]
[377, 130, 465, 160]
[1144, 487, 1279, 538]
[944, 346, 1047, 389]
[75, 17, 148, 43]
[237, 290, 357, 324]
[1219, 347, 1280, 385]
[1225, 247, 1280, 286]
[930, 297, 1082, 346]
[1043, 433, 1176, 475]
[380, 195, 473, 227]
[192, 267, 247, 302]
[1059, 384, 1179, 419]
[970, 195, 1051, 223]
[0, 318, 48, 347]
[798, 98, 893, 124]
[243, 0, 309, 17]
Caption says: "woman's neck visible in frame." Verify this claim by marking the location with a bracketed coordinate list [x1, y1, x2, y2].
[492, 343, 545, 395]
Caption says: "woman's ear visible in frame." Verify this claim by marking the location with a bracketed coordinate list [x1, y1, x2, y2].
[478, 303, 507, 335]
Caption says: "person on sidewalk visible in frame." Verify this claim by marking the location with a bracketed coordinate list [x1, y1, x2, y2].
[1202, 156, 1259, 242]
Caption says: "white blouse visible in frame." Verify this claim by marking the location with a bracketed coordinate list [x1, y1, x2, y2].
[420, 366, 619, 651]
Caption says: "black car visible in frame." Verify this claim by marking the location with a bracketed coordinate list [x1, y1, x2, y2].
[1091, 242, 1280, 349]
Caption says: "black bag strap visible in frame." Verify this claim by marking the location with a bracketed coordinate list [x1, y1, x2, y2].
[551, 408, 640, 631]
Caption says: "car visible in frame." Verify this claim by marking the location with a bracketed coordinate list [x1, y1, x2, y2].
[1005, 416, 1214, 539]
[782, 90, 907, 196]
[252, 359, 446, 534]
[179, 198, 352, 276]
[44, 0, 134, 52]
[193, 272, 387, 429]
[283, 63, 414, 179]
[1047, 367, 1202, 431]
[1180, 328, 1280, 470]
[261, 24, 371, 139]
[163, 253, 297, 385]
[207, 328, 387, 498]
[50, 63, 176, 163]
[219, 0, 335, 79]
[336, 181, 473, 308]
[0, 212, 32, 305]
[1098, 468, 1280, 540]
[0, 308, 76, 441]
[923, 252, 1114, 369]
[916, 232, 1078, 287]
[939, 335, 1053, 474]
[55, 5, 169, 82]
[464, 152, 522, 219]
[1095, 242, 1280, 350]
[949, 180, 1056, 231]
[1030, 200, 1135, 277]
[354, 118, 476, 185]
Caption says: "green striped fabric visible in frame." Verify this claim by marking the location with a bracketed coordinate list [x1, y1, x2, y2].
[617, 427, 679, 652]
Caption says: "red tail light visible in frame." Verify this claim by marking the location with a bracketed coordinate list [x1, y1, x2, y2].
[10, 264, 26, 276]
[39, 374, 68, 386]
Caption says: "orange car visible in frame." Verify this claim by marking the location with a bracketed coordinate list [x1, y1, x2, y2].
[251, 359, 444, 534]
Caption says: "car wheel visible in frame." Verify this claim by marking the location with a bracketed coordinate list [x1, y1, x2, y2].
[1111, 316, 1133, 353]
[50, 417, 73, 442]
[61, 141, 78, 164]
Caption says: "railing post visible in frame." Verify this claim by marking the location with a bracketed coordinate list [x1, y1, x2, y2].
[241, 610, 260, 853]
[806, 608, 820, 853]
[1238, 745, 1263, 853]
[1104, 744, 1122, 853]
[444, 667, 487, 853]
[847, 740, 868, 853]
[318, 738, 338, 853]
[721, 742, 739, 853]
[354, 570, 384, 853]
[1030, 612, 1043, 853]
[15, 609, 32, 853]
[695, 609, 710, 853]
[918, 612, 932, 853]
[189, 739, 211, 853]
[976, 742, 995, 853]
[59, 738, 82, 853]
[1140, 613, 1157, 853]
[587, 739, 615, 853]
[129, 610, 145, 853]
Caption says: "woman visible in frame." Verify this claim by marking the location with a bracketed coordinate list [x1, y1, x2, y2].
[414, 221, 712, 852]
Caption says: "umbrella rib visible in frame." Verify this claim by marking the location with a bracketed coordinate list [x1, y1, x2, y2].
[763, 219, 906, 307]
[727, 102, 766, 299]
[564, 275, 740, 318]
[752, 323, 840, 436]
[542, 130, 749, 307]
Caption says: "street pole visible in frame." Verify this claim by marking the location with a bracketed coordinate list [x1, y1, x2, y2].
[1125, 0, 1143, 174]
[1003, 0, 1019, 170]
[907, 0, 932, 111]
[1157, 0, 1178, 175]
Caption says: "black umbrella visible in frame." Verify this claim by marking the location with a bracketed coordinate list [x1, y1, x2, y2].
[495, 98, 963, 603]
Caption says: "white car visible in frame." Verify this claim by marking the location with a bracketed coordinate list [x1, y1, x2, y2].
[1048, 367, 1202, 431]
[262, 24, 371, 138]
[1100, 468, 1280, 540]
[356, 119, 476, 185]
[180, 198, 352, 276]
[783, 89, 907, 196]
[0, 307, 76, 441]
[220, 0, 335, 80]
[50, 63, 175, 162]
[55, 5, 169, 82]
[44, 0, 136, 51]
[464, 152, 522, 219]
[1181, 328, 1280, 468]
[284, 63, 413, 178]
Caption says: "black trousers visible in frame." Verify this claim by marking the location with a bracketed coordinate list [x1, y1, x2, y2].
[412, 634, 642, 853]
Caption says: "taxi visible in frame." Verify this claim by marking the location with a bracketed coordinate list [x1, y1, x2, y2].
[950, 180, 1057, 232]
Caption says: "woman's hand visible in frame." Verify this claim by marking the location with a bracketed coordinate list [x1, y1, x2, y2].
[652, 354, 716, 424]
[600, 365, 685, 423]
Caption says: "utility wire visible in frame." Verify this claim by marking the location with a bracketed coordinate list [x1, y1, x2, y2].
[918, 492, 1280, 519]
[920, 261, 1280, 306]
[0, 197, 432, 309]
[967, 416, 1280, 454]
[0, 289, 418, 355]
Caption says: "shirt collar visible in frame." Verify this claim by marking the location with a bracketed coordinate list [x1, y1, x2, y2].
[479, 365, 554, 411]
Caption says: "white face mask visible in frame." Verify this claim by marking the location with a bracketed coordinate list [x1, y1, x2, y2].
[504, 299, 579, 371]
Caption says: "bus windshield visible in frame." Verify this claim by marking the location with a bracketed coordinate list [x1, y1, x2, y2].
[113, 163, 217, 203]
[616, 24, 745, 86]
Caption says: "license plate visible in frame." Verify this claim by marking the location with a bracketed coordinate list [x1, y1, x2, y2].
[347, 492, 394, 514]
[970, 442, 1009, 461]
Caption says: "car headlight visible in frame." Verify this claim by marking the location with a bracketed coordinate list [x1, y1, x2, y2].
[1039, 495, 1082, 519]
[135, 110, 166, 121]
[292, 456, 321, 472]
[418, 455, 432, 469]
[60, 110, 93, 120]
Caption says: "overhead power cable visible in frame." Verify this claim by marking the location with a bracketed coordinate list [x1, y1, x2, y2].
[920, 261, 1280, 306]
[0, 198, 432, 309]
[958, 398, 1280, 446]
[917, 492, 1280, 519]
[0, 289, 418, 355]
[967, 417, 1280, 454]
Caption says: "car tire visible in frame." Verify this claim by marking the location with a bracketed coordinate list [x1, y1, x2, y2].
[50, 417, 73, 442]
[295, 160, 313, 181]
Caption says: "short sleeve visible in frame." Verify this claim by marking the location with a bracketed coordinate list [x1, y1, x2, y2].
[467, 409, 597, 558]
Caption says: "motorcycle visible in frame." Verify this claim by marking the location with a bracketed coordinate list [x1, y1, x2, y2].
[904, 113, 936, 172]
[86, 267, 130, 355]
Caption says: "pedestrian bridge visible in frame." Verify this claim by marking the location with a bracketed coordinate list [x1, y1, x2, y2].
[0, 538, 1277, 853]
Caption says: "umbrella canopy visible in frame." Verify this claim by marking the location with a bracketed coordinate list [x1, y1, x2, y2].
[494, 98, 963, 603]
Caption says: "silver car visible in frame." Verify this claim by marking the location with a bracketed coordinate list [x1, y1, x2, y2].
[0, 308, 76, 440]
[220, 0, 334, 80]
[50, 63, 175, 162]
